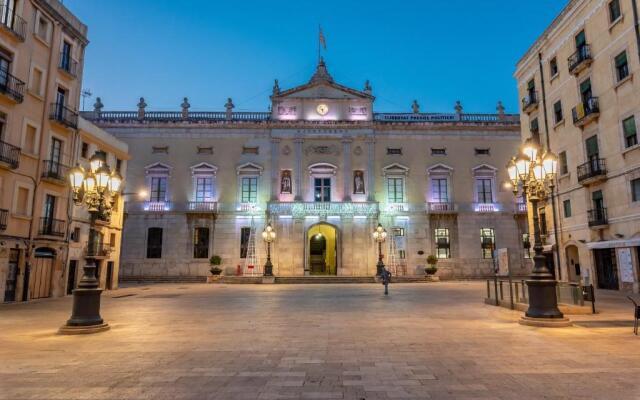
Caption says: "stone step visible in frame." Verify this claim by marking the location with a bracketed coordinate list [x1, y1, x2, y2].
[275, 276, 376, 284]
[120, 276, 207, 283]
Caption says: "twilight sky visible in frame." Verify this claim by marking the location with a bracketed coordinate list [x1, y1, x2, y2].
[64, 0, 565, 114]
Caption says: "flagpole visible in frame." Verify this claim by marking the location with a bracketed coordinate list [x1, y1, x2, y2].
[318, 24, 321, 63]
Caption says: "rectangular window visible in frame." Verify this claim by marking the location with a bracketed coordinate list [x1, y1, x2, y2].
[195, 177, 213, 202]
[109, 233, 116, 247]
[480, 228, 495, 259]
[71, 227, 81, 242]
[386, 148, 402, 155]
[24, 124, 38, 155]
[149, 177, 167, 202]
[80, 142, 89, 158]
[615, 51, 629, 82]
[554, 101, 563, 123]
[431, 148, 446, 156]
[193, 227, 209, 259]
[241, 177, 257, 203]
[387, 177, 404, 203]
[313, 178, 331, 202]
[36, 14, 50, 42]
[476, 179, 493, 203]
[631, 178, 640, 202]
[146, 228, 163, 258]
[623, 116, 638, 148]
[240, 227, 251, 258]
[15, 186, 30, 215]
[563, 199, 572, 218]
[575, 30, 586, 49]
[550, 57, 558, 77]
[475, 148, 490, 156]
[609, 0, 621, 22]
[435, 228, 450, 259]
[559, 151, 568, 175]
[431, 178, 449, 203]
[30, 67, 43, 96]
[522, 233, 531, 259]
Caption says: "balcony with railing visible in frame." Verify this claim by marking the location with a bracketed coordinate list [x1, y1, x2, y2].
[577, 158, 606, 184]
[588, 208, 608, 228]
[0, 139, 20, 169]
[522, 91, 539, 113]
[516, 202, 528, 214]
[38, 217, 66, 237]
[568, 45, 593, 75]
[427, 202, 458, 214]
[0, 208, 7, 230]
[0, 69, 24, 103]
[84, 242, 113, 258]
[268, 201, 379, 218]
[0, 6, 26, 41]
[41, 160, 69, 185]
[186, 201, 218, 213]
[49, 102, 78, 129]
[572, 97, 599, 127]
[58, 52, 78, 78]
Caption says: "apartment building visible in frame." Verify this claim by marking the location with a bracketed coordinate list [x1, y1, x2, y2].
[515, 0, 640, 292]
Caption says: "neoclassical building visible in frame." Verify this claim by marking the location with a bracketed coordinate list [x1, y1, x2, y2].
[84, 60, 531, 279]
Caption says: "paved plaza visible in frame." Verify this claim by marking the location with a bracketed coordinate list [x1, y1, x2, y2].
[1, 282, 639, 400]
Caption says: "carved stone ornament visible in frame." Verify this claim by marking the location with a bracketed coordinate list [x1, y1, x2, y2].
[282, 145, 291, 156]
[353, 146, 363, 156]
[304, 145, 340, 156]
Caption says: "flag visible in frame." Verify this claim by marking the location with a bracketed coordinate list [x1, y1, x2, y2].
[319, 26, 327, 50]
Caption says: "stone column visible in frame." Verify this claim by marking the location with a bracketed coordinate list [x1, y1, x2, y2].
[294, 137, 304, 201]
[366, 137, 375, 202]
[270, 138, 280, 201]
[342, 137, 352, 201]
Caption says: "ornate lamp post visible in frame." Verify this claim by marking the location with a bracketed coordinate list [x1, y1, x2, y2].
[261, 223, 276, 276]
[59, 152, 123, 334]
[372, 223, 387, 276]
[507, 139, 569, 326]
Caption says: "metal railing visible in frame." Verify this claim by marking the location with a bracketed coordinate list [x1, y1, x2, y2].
[427, 202, 457, 213]
[49, 102, 78, 128]
[0, 208, 7, 230]
[58, 52, 78, 77]
[522, 91, 538, 111]
[38, 217, 66, 237]
[568, 45, 592, 73]
[85, 242, 112, 258]
[268, 201, 379, 217]
[0, 5, 26, 40]
[41, 160, 69, 183]
[186, 201, 218, 212]
[577, 158, 606, 182]
[0, 69, 24, 102]
[486, 278, 596, 313]
[588, 208, 608, 227]
[572, 97, 599, 125]
[0, 139, 20, 168]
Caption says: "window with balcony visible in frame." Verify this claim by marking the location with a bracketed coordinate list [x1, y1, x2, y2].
[241, 177, 258, 203]
[387, 177, 404, 203]
[195, 177, 213, 202]
[563, 199, 572, 218]
[314, 177, 331, 202]
[550, 57, 559, 77]
[559, 151, 568, 175]
[150, 177, 167, 202]
[435, 228, 450, 259]
[146, 228, 163, 259]
[476, 179, 493, 204]
[622, 116, 638, 148]
[609, 0, 621, 23]
[193, 227, 209, 259]
[480, 228, 495, 259]
[615, 51, 629, 82]
[431, 178, 449, 203]
[553, 101, 563, 124]
[631, 178, 640, 202]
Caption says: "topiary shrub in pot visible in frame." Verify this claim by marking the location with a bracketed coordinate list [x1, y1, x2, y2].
[425, 255, 438, 275]
[209, 255, 223, 276]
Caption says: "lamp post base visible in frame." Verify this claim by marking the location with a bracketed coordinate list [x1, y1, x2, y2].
[519, 316, 572, 328]
[59, 287, 108, 335]
[525, 278, 565, 319]
[263, 261, 273, 277]
[376, 261, 385, 276]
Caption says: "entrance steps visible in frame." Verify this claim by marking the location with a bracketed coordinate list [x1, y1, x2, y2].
[120, 276, 207, 284]
[219, 275, 433, 284]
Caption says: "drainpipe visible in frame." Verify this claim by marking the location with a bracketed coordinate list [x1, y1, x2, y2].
[632, 0, 640, 63]
[537, 52, 563, 281]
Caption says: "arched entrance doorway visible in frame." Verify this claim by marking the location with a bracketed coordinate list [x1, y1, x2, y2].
[565, 245, 581, 283]
[306, 223, 339, 275]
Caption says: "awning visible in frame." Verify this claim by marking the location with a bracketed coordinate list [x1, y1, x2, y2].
[586, 238, 640, 250]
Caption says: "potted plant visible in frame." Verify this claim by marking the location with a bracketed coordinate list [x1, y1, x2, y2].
[207, 255, 223, 282]
[425, 255, 439, 279]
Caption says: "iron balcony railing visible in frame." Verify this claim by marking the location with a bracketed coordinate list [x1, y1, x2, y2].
[427, 202, 458, 213]
[0, 139, 20, 169]
[186, 201, 218, 212]
[577, 158, 606, 183]
[38, 217, 66, 237]
[0, 208, 7, 230]
[588, 208, 608, 227]
[0, 69, 24, 103]
[568, 45, 592, 74]
[572, 97, 599, 126]
[85, 242, 113, 258]
[41, 160, 69, 183]
[49, 102, 78, 129]
[58, 52, 78, 77]
[522, 91, 538, 112]
[0, 4, 26, 41]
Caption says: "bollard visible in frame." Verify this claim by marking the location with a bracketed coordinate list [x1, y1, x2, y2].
[381, 268, 391, 296]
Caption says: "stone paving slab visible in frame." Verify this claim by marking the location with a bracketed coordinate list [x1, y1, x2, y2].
[0, 282, 639, 399]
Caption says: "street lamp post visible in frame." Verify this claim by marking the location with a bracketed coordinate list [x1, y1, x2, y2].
[507, 139, 570, 326]
[372, 223, 387, 276]
[59, 152, 123, 334]
[261, 223, 276, 277]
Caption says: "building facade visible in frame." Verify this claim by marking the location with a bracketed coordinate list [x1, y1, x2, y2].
[515, 0, 640, 292]
[85, 60, 531, 280]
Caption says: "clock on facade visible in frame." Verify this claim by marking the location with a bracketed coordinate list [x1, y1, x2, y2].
[316, 103, 329, 116]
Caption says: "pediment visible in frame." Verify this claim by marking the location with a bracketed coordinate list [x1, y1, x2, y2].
[145, 162, 172, 175]
[276, 82, 371, 100]
[472, 164, 498, 176]
[236, 162, 264, 176]
[382, 163, 410, 176]
[190, 162, 218, 175]
[427, 163, 454, 175]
